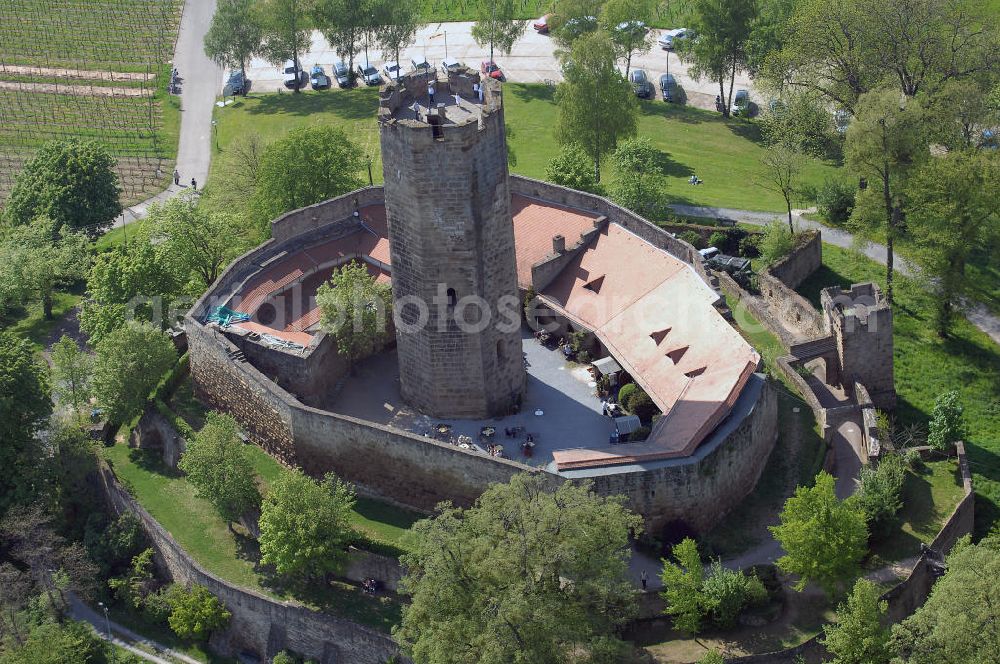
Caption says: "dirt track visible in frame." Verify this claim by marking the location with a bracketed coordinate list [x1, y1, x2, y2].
[0, 64, 153, 81]
[0, 80, 149, 97]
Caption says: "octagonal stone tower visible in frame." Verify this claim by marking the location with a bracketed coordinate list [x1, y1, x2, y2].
[378, 71, 525, 418]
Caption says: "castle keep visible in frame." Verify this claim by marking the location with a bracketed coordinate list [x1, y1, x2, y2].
[378, 75, 525, 418]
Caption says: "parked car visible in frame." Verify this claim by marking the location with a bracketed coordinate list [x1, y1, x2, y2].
[310, 65, 330, 90]
[657, 28, 688, 49]
[481, 60, 504, 81]
[629, 69, 654, 99]
[411, 57, 432, 75]
[731, 89, 750, 116]
[533, 14, 551, 33]
[356, 60, 382, 86]
[333, 61, 351, 88]
[383, 61, 403, 81]
[222, 70, 249, 96]
[658, 73, 677, 102]
[615, 20, 648, 40]
[282, 58, 307, 89]
[440, 58, 464, 74]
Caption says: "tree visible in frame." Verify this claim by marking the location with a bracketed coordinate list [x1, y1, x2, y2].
[50, 335, 92, 420]
[822, 578, 892, 664]
[768, 0, 1000, 113]
[759, 91, 839, 159]
[680, 0, 758, 118]
[4, 139, 121, 232]
[108, 548, 158, 611]
[545, 143, 602, 194]
[905, 150, 1000, 336]
[891, 535, 1000, 663]
[204, 0, 263, 78]
[311, 0, 378, 83]
[601, 0, 655, 76]
[91, 321, 177, 425]
[0, 619, 109, 664]
[556, 31, 638, 183]
[0, 562, 32, 645]
[0, 217, 90, 319]
[926, 390, 966, 452]
[179, 412, 262, 528]
[471, 0, 529, 63]
[701, 561, 767, 628]
[769, 472, 868, 596]
[759, 219, 795, 265]
[549, 0, 603, 48]
[79, 229, 185, 344]
[253, 0, 311, 90]
[395, 474, 643, 663]
[258, 470, 357, 581]
[852, 453, 906, 537]
[0, 334, 51, 515]
[315, 260, 393, 372]
[148, 194, 251, 290]
[659, 537, 707, 636]
[609, 137, 667, 219]
[377, 0, 423, 71]
[845, 86, 926, 303]
[758, 143, 804, 234]
[250, 125, 364, 233]
[922, 79, 999, 152]
[166, 585, 231, 641]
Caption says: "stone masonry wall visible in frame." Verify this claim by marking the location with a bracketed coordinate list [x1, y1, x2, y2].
[95, 465, 407, 664]
[590, 375, 778, 534]
[756, 231, 824, 342]
[529, 217, 607, 292]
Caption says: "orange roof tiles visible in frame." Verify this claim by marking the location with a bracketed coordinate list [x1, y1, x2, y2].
[510, 194, 603, 287]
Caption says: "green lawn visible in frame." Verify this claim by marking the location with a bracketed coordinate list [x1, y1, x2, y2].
[208, 85, 842, 213]
[0, 290, 82, 350]
[413, 0, 693, 27]
[797, 244, 1000, 537]
[868, 458, 967, 566]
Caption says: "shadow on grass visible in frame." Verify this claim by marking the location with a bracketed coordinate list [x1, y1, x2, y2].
[726, 118, 766, 145]
[640, 100, 712, 125]
[354, 496, 423, 531]
[128, 447, 182, 478]
[797, 264, 853, 309]
[508, 83, 557, 104]
[244, 88, 379, 120]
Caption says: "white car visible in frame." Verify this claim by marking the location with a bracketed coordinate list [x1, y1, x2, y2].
[383, 61, 403, 81]
[282, 58, 306, 89]
[657, 28, 688, 49]
[411, 57, 432, 75]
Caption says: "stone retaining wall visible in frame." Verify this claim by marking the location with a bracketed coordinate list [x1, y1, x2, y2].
[95, 465, 407, 664]
[756, 231, 825, 342]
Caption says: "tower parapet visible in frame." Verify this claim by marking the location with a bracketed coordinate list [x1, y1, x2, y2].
[821, 283, 896, 410]
[378, 72, 525, 418]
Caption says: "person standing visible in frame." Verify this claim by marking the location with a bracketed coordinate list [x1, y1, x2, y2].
[190, 177, 197, 191]
[173, 169, 179, 185]
[428, 81, 435, 105]
[640, 570, 648, 590]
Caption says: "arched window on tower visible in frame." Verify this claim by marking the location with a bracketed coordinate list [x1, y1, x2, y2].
[446, 288, 457, 307]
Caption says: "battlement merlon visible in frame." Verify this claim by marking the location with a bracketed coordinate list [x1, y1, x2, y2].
[377, 67, 501, 131]
[821, 282, 890, 332]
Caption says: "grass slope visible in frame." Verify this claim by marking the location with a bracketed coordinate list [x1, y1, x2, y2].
[798, 244, 1000, 536]
[208, 84, 842, 213]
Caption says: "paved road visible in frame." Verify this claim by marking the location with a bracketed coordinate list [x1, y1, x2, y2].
[247, 22, 757, 111]
[670, 203, 1000, 346]
[114, 0, 221, 229]
[68, 594, 201, 664]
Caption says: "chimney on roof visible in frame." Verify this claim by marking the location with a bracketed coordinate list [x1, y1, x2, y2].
[552, 234, 566, 254]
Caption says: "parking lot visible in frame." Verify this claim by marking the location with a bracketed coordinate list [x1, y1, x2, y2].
[245, 21, 758, 112]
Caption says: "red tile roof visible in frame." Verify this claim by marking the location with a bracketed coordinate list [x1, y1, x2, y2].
[510, 194, 603, 287]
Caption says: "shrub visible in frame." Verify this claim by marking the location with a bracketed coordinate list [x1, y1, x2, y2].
[678, 230, 706, 250]
[760, 220, 795, 265]
[927, 390, 966, 452]
[902, 448, 923, 469]
[739, 234, 761, 258]
[632, 425, 651, 441]
[628, 389, 659, 423]
[708, 231, 728, 250]
[617, 383, 638, 410]
[816, 178, 856, 225]
[545, 143, 602, 194]
[576, 350, 592, 364]
[166, 584, 231, 641]
[702, 561, 768, 628]
[698, 652, 725, 664]
[853, 454, 907, 536]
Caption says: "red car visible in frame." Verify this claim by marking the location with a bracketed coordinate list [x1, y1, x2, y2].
[480, 60, 504, 81]
[533, 14, 551, 33]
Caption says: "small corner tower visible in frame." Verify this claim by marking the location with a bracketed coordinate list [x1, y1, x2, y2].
[378, 70, 525, 418]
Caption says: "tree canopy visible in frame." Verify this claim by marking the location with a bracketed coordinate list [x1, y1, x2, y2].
[769, 472, 868, 596]
[822, 578, 892, 664]
[203, 0, 263, 76]
[3, 139, 121, 232]
[545, 143, 602, 194]
[91, 321, 177, 425]
[556, 31, 637, 183]
[250, 125, 365, 235]
[178, 412, 262, 527]
[253, 0, 311, 73]
[471, 0, 529, 62]
[316, 260, 393, 371]
[258, 470, 357, 581]
[49, 335, 92, 421]
[395, 474, 642, 663]
[680, 0, 758, 118]
[0, 217, 90, 319]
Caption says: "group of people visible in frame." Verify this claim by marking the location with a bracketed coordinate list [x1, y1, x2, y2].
[173, 169, 197, 191]
[485, 443, 505, 458]
[169, 68, 180, 95]
[362, 578, 379, 595]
